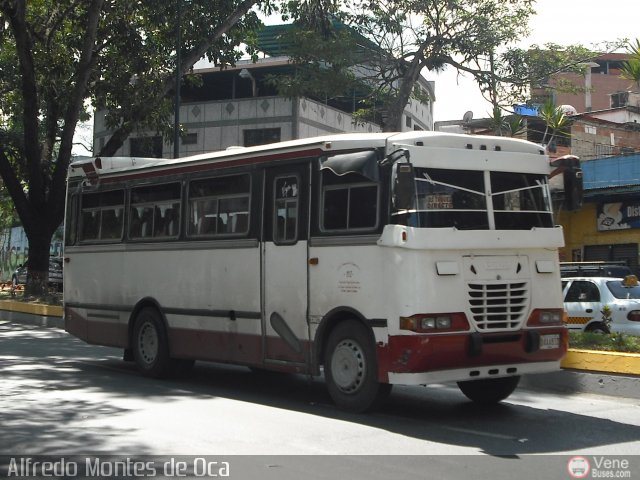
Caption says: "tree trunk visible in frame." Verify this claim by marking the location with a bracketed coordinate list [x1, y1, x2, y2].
[24, 226, 55, 297]
[382, 53, 427, 132]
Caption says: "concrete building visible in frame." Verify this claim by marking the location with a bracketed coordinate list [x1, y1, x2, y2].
[93, 25, 436, 158]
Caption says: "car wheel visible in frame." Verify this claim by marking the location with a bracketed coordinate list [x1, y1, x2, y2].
[585, 322, 610, 334]
[132, 307, 171, 378]
[457, 376, 521, 404]
[324, 320, 392, 412]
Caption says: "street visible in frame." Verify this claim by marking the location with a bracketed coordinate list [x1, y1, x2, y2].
[1, 320, 640, 479]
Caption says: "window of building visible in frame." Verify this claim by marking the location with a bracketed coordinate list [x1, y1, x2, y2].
[130, 136, 163, 158]
[80, 190, 125, 242]
[585, 125, 597, 135]
[181, 132, 198, 145]
[244, 128, 281, 147]
[130, 183, 182, 240]
[610, 92, 629, 108]
[405, 116, 412, 128]
[188, 174, 250, 237]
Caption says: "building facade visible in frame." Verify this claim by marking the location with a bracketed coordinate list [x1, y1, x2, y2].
[94, 51, 436, 158]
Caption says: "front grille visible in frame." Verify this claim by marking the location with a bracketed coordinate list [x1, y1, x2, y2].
[467, 282, 528, 330]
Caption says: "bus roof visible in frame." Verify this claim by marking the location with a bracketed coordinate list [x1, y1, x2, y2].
[69, 131, 547, 181]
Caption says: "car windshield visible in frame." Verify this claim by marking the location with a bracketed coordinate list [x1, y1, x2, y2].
[606, 281, 640, 299]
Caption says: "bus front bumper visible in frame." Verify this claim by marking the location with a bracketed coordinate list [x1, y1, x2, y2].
[377, 328, 567, 385]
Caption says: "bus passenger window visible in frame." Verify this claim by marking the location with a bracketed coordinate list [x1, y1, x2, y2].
[80, 189, 124, 242]
[101, 208, 123, 239]
[81, 211, 100, 240]
[130, 183, 181, 240]
[322, 181, 378, 232]
[188, 174, 251, 237]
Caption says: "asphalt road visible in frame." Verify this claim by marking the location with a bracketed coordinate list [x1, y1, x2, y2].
[1, 321, 639, 479]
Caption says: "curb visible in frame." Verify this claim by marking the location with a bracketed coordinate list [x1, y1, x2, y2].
[0, 299, 64, 329]
[561, 349, 640, 376]
[520, 369, 640, 400]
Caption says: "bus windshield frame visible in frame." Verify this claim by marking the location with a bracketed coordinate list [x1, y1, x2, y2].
[390, 166, 554, 230]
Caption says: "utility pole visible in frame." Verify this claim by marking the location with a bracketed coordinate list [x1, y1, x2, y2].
[173, 0, 182, 159]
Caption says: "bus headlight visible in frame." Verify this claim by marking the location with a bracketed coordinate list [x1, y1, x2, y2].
[400, 313, 468, 333]
[527, 309, 564, 326]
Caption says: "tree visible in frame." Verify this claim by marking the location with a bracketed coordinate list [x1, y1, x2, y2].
[341, 0, 537, 131]
[620, 38, 640, 90]
[0, 0, 269, 295]
[538, 99, 572, 149]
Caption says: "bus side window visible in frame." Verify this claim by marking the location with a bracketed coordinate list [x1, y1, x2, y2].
[320, 170, 379, 232]
[274, 175, 299, 244]
[188, 174, 251, 238]
[81, 210, 100, 240]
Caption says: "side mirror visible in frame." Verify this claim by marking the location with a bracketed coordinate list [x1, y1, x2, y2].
[393, 162, 415, 211]
[563, 166, 583, 211]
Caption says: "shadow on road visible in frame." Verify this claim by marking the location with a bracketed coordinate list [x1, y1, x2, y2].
[2, 321, 639, 456]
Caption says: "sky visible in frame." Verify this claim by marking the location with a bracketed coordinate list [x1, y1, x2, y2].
[429, 0, 639, 122]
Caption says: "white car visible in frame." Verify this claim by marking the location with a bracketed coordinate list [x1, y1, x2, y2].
[562, 276, 640, 335]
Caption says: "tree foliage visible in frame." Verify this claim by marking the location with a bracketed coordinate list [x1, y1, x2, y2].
[338, 0, 538, 130]
[620, 38, 640, 89]
[0, 0, 271, 294]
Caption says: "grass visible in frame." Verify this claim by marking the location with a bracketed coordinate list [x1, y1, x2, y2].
[569, 331, 640, 354]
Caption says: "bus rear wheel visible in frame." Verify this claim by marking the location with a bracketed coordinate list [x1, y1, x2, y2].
[132, 307, 171, 378]
[457, 376, 520, 404]
[323, 320, 391, 412]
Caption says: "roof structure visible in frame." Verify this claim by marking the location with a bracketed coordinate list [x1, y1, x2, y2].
[583, 153, 640, 199]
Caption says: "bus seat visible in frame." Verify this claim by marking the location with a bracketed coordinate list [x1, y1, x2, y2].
[129, 209, 142, 238]
[198, 216, 215, 235]
[234, 213, 248, 233]
[164, 208, 178, 236]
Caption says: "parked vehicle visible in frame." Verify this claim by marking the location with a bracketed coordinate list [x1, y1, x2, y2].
[562, 275, 640, 334]
[560, 261, 632, 279]
[11, 257, 64, 291]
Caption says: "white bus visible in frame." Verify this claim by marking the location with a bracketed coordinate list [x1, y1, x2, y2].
[64, 131, 571, 412]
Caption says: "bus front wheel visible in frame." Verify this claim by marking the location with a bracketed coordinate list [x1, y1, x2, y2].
[457, 376, 520, 404]
[323, 320, 391, 412]
[132, 307, 171, 378]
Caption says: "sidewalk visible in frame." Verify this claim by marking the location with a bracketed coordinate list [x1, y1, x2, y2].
[1, 298, 638, 400]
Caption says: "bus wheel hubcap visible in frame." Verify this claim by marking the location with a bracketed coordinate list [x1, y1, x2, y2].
[139, 322, 158, 365]
[331, 339, 365, 393]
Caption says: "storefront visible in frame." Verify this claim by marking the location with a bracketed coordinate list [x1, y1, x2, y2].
[557, 154, 640, 274]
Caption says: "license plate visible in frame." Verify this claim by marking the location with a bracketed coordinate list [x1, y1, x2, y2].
[540, 334, 560, 350]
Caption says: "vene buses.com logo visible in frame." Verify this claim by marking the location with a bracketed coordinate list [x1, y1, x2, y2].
[568, 456, 591, 479]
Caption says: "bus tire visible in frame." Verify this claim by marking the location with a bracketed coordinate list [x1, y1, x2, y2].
[323, 320, 391, 412]
[457, 376, 520, 404]
[132, 307, 171, 378]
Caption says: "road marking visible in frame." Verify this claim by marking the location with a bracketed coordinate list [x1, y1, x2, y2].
[443, 425, 527, 442]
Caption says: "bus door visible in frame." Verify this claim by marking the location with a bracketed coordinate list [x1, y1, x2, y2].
[262, 164, 310, 366]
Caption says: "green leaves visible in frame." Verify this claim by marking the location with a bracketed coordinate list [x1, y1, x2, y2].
[620, 38, 640, 88]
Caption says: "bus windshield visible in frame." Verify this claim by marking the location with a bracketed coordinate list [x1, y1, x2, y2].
[391, 167, 554, 230]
